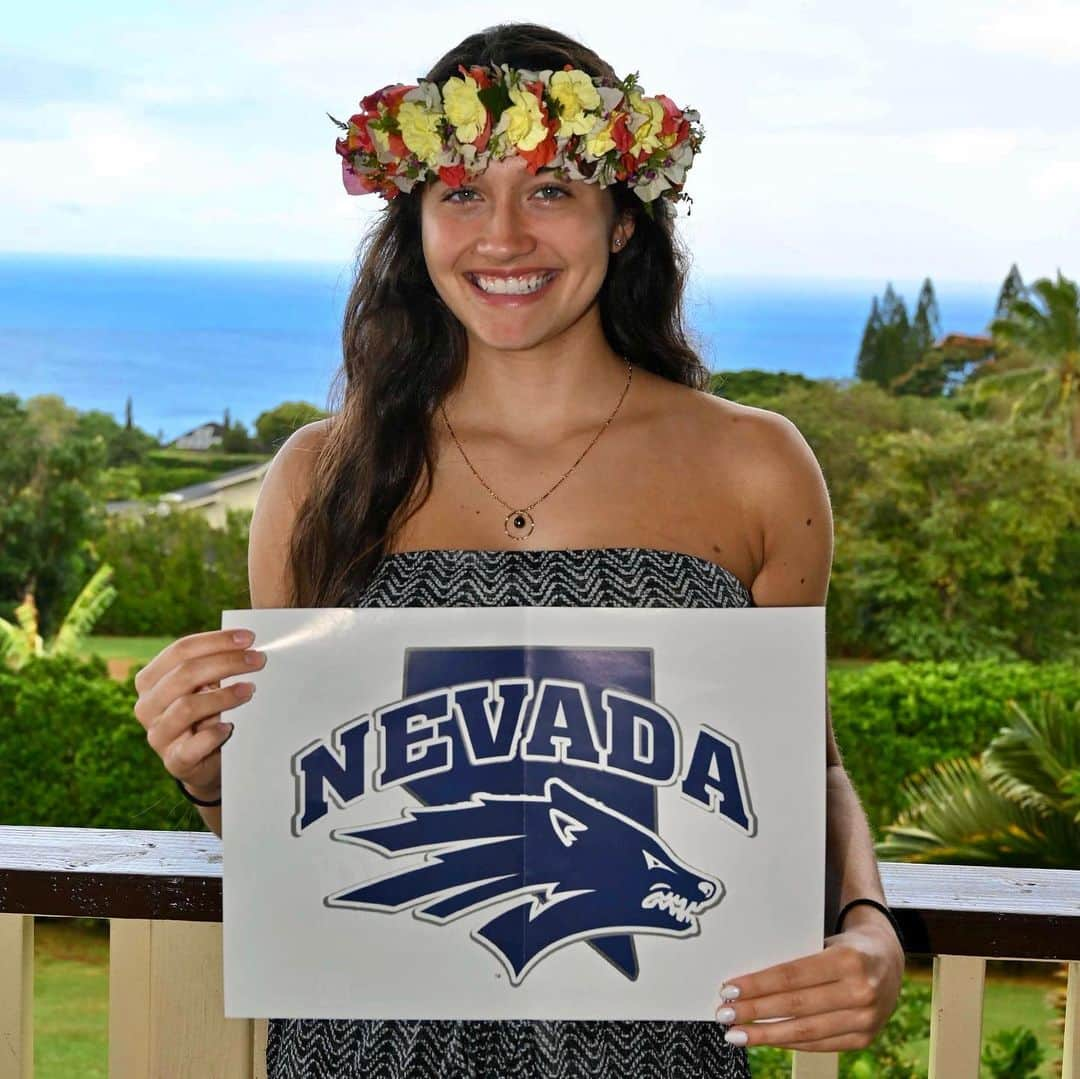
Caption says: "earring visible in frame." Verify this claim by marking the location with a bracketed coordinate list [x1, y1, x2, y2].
[614, 237, 624, 248]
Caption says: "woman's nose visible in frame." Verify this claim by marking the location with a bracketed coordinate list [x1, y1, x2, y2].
[474, 201, 535, 258]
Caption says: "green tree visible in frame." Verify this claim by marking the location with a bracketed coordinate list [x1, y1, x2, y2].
[857, 284, 926, 388]
[94, 507, 251, 636]
[876, 694, 1080, 867]
[909, 278, 941, 366]
[855, 297, 884, 383]
[0, 564, 117, 671]
[830, 417, 1080, 661]
[994, 262, 1028, 318]
[708, 369, 815, 402]
[972, 270, 1080, 458]
[0, 394, 107, 638]
[734, 379, 951, 517]
[254, 401, 327, 451]
[75, 405, 158, 466]
[892, 335, 994, 399]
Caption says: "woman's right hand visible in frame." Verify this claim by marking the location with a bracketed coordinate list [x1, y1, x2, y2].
[133, 628, 266, 801]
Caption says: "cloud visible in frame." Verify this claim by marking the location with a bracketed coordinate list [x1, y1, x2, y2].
[0, 50, 118, 105]
[1, 0, 1076, 280]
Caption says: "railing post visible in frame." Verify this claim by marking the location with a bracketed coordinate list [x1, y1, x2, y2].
[1064, 961, 1080, 1079]
[0, 913, 33, 1079]
[792, 1049, 839, 1077]
[928, 954, 985, 1079]
[109, 919, 152, 1078]
[109, 919, 254, 1079]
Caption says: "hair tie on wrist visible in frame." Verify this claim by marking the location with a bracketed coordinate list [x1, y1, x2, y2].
[174, 775, 222, 807]
[834, 898, 905, 950]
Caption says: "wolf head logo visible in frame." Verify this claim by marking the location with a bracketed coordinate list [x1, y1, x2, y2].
[327, 777, 724, 983]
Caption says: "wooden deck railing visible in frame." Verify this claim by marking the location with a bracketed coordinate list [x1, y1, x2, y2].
[1, 825, 1078, 1078]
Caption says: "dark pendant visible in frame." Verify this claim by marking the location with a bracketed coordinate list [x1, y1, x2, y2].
[504, 508, 535, 539]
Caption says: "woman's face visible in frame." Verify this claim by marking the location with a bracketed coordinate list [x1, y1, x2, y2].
[419, 154, 632, 353]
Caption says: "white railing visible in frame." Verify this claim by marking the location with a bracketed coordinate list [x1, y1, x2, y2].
[1, 826, 1078, 1078]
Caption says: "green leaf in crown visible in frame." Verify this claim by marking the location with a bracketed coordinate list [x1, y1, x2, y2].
[477, 83, 513, 126]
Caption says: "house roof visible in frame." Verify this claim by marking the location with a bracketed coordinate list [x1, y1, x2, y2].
[159, 460, 271, 505]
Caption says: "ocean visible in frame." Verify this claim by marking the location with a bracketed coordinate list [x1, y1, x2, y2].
[2, 252, 999, 444]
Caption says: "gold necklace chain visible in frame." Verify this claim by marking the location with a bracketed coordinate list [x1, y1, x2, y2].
[440, 357, 634, 540]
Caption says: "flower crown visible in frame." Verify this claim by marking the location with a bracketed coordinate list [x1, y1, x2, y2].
[328, 63, 704, 215]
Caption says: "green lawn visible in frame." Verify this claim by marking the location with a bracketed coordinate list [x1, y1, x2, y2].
[34, 919, 109, 1079]
[81, 635, 173, 665]
[32, 920, 1064, 1079]
[902, 960, 1062, 1077]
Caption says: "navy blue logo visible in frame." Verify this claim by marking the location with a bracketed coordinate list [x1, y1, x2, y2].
[327, 776, 723, 983]
[293, 646, 755, 982]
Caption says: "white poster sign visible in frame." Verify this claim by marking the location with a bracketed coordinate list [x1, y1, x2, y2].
[219, 606, 826, 1021]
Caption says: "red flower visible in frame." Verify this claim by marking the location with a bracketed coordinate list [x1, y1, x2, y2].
[610, 112, 634, 153]
[342, 115, 375, 155]
[519, 129, 558, 173]
[654, 94, 684, 138]
[457, 63, 493, 90]
[362, 83, 415, 114]
[340, 159, 383, 195]
[474, 111, 493, 154]
[438, 163, 467, 188]
[517, 80, 558, 173]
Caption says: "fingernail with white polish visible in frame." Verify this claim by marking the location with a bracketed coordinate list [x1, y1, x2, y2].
[724, 1029, 748, 1047]
[720, 984, 741, 1001]
[716, 1006, 736, 1023]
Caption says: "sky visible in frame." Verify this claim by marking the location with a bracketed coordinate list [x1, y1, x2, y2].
[2, 0, 1078, 284]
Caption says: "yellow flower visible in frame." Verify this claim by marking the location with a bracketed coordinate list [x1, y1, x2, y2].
[549, 69, 601, 137]
[584, 115, 617, 157]
[627, 90, 664, 156]
[397, 101, 443, 165]
[370, 123, 391, 156]
[502, 84, 549, 151]
[443, 74, 487, 144]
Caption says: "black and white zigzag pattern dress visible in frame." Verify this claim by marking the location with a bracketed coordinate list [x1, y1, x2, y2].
[266, 546, 754, 1079]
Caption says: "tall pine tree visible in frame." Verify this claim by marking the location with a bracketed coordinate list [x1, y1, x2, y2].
[910, 278, 942, 364]
[994, 263, 1027, 319]
[856, 280, 942, 389]
[855, 297, 884, 382]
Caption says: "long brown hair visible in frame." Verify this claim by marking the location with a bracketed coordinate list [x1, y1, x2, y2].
[289, 22, 710, 606]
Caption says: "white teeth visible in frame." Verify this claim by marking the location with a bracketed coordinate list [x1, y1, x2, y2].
[641, 889, 700, 925]
[471, 272, 554, 295]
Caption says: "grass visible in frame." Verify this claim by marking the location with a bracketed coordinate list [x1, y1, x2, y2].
[902, 959, 1062, 1077]
[80, 635, 173, 666]
[31, 920, 1065, 1079]
[34, 919, 109, 1079]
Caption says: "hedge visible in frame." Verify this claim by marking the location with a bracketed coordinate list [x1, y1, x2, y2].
[2, 655, 1076, 838]
[829, 659, 1080, 834]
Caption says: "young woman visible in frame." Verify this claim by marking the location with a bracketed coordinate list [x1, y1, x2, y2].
[133, 21, 905, 1078]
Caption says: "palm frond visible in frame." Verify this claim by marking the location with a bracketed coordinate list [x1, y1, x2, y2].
[985, 697, 1080, 817]
[50, 563, 117, 657]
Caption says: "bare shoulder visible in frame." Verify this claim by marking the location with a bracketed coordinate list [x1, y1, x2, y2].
[248, 418, 334, 607]
[658, 381, 833, 605]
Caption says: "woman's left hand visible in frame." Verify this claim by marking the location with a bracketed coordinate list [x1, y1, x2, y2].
[714, 908, 905, 1052]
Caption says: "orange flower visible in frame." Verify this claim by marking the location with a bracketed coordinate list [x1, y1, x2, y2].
[438, 163, 467, 188]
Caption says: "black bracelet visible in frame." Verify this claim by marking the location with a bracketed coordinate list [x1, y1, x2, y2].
[834, 898, 905, 950]
[174, 775, 222, 807]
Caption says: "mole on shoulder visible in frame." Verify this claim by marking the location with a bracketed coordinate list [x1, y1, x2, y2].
[805, 518, 812, 526]
[800, 577, 805, 584]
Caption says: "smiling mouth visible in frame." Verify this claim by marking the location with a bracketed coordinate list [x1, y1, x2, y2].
[464, 271, 559, 299]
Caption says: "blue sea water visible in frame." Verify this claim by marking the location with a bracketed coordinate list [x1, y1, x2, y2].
[1, 252, 999, 443]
